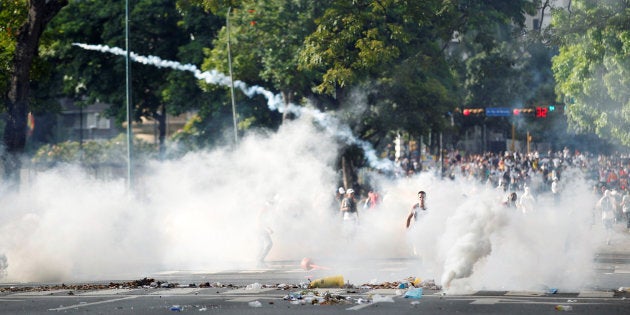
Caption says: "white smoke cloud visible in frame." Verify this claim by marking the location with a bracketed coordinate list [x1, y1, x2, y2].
[0, 121, 610, 290]
[0, 44, 611, 291]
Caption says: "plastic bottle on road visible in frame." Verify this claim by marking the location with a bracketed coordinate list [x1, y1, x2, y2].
[555, 305, 573, 311]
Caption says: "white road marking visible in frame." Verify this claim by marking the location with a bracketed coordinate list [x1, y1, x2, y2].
[346, 303, 373, 310]
[148, 287, 201, 295]
[223, 287, 276, 294]
[76, 288, 137, 296]
[47, 296, 138, 311]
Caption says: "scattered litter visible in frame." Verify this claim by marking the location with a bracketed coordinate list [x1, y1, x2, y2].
[548, 288, 558, 294]
[555, 305, 572, 311]
[277, 283, 290, 290]
[248, 301, 262, 308]
[198, 307, 207, 311]
[410, 300, 420, 305]
[246, 283, 262, 290]
[398, 282, 408, 289]
[618, 287, 626, 292]
[567, 299, 577, 303]
[169, 305, 182, 311]
[412, 278, 422, 287]
[404, 288, 423, 299]
[284, 292, 302, 301]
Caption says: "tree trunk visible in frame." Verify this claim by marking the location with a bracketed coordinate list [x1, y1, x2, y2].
[157, 104, 166, 160]
[2, 0, 68, 183]
[281, 91, 294, 122]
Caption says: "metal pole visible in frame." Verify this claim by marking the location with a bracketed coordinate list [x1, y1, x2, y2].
[440, 132, 444, 178]
[125, 0, 133, 190]
[227, 7, 238, 144]
[511, 121, 515, 152]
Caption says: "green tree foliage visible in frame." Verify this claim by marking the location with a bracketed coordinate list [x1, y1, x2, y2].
[44, 0, 225, 154]
[551, 0, 630, 145]
[1, 0, 68, 183]
[0, 1, 28, 106]
[202, 0, 326, 128]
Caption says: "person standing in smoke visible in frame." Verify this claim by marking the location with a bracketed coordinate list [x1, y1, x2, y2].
[334, 187, 345, 216]
[340, 188, 359, 238]
[503, 192, 518, 208]
[551, 177, 560, 203]
[406, 191, 427, 229]
[597, 189, 617, 245]
[517, 186, 535, 214]
[621, 190, 630, 231]
[257, 197, 276, 268]
[406, 191, 427, 257]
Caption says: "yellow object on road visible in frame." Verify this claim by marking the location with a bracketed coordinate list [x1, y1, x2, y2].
[309, 275, 344, 288]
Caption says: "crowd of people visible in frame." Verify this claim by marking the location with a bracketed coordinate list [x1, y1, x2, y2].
[338, 148, 630, 238]
[258, 148, 630, 266]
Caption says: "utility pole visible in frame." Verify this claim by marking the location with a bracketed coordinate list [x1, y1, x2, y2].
[125, 0, 133, 191]
[227, 7, 238, 144]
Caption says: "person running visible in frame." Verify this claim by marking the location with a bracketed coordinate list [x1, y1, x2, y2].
[406, 190, 427, 257]
[340, 188, 359, 238]
[406, 191, 427, 229]
[597, 189, 617, 245]
[256, 197, 276, 268]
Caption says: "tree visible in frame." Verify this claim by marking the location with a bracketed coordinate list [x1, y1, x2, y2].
[201, 0, 328, 126]
[1, 0, 68, 183]
[551, 0, 630, 146]
[46, 0, 220, 156]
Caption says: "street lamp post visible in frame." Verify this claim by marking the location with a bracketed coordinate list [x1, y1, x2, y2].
[227, 7, 238, 144]
[125, 0, 133, 190]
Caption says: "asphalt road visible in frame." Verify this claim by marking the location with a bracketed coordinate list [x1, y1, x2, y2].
[1, 232, 630, 314]
[0, 281, 629, 314]
[1, 251, 630, 314]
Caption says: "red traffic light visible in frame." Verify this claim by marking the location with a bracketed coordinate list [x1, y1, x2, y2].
[535, 107, 548, 118]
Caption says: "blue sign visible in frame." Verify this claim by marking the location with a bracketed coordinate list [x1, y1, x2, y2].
[485, 107, 512, 117]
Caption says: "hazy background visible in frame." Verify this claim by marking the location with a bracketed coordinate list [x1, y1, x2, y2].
[0, 114, 611, 294]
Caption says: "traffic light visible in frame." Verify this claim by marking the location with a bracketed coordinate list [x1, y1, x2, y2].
[513, 108, 535, 116]
[535, 107, 548, 118]
[462, 108, 484, 116]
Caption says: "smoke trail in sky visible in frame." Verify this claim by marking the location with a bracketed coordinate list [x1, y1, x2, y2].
[72, 43, 390, 170]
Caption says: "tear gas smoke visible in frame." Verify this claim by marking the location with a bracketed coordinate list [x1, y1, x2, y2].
[0, 46, 613, 293]
[71, 43, 390, 171]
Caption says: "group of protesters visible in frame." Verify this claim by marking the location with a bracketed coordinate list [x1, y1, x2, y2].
[339, 147, 630, 233]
